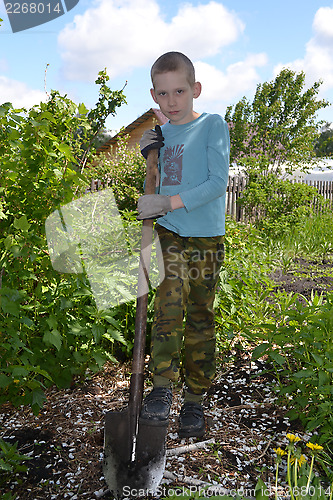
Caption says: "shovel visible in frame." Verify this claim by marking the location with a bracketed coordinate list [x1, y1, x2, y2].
[103, 148, 168, 498]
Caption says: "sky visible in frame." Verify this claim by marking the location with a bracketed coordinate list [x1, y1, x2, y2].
[1, 0, 333, 135]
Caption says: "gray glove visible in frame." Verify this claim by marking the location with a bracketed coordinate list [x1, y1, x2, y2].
[140, 125, 164, 159]
[137, 194, 172, 220]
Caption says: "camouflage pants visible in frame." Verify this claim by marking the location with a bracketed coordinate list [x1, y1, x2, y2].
[150, 224, 224, 395]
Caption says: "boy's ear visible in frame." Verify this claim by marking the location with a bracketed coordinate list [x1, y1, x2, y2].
[150, 88, 158, 103]
[193, 82, 202, 99]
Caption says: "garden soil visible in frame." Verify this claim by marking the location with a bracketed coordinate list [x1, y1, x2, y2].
[1, 257, 332, 499]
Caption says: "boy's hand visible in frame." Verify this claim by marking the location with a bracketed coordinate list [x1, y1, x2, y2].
[137, 194, 173, 219]
[140, 125, 164, 159]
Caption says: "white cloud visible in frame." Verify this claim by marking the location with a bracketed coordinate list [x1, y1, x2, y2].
[58, 0, 245, 81]
[312, 6, 333, 45]
[0, 76, 46, 108]
[166, 2, 244, 59]
[274, 6, 333, 92]
[195, 53, 268, 106]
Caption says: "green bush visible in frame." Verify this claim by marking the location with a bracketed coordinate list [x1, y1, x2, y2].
[238, 172, 328, 236]
[0, 75, 129, 414]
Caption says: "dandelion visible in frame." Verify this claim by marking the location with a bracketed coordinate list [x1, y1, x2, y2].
[306, 442, 323, 453]
[291, 452, 308, 495]
[305, 442, 324, 495]
[273, 447, 287, 500]
[270, 438, 326, 500]
[286, 433, 301, 443]
[285, 434, 302, 500]
[273, 447, 286, 466]
[290, 454, 307, 467]
[274, 447, 287, 457]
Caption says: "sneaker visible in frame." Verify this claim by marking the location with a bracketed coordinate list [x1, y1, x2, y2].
[179, 402, 205, 438]
[140, 387, 172, 423]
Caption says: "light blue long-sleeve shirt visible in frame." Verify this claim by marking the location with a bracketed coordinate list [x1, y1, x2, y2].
[156, 112, 230, 237]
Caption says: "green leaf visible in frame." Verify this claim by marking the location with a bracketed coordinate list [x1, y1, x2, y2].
[39, 111, 56, 122]
[92, 324, 104, 344]
[46, 315, 58, 330]
[19, 316, 36, 329]
[0, 374, 11, 389]
[32, 389, 46, 413]
[12, 366, 29, 377]
[4, 235, 13, 250]
[252, 342, 269, 360]
[311, 352, 324, 366]
[318, 370, 330, 387]
[105, 328, 126, 344]
[0, 458, 13, 472]
[43, 330, 62, 351]
[56, 143, 74, 160]
[69, 321, 90, 336]
[13, 215, 30, 231]
[29, 365, 53, 381]
[53, 168, 63, 179]
[306, 416, 325, 432]
[269, 351, 286, 366]
[78, 103, 88, 115]
[92, 351, 107, 368]
[101, 313, 120, 328]
[104, 351, 118, 364]
[0, 296, 20, 317]
[255, 478, 269, 500]
[293, 368, 316, 378]
[7, 170, 18, 181]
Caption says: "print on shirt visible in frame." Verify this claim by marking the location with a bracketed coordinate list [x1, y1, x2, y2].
[162, 144, 184, 186]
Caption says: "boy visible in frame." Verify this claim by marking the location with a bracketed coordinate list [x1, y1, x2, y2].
[137, 52, 230, 438]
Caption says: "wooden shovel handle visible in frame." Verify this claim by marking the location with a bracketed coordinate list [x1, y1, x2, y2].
[144, 148, 159, 197]
[129, 148, 159, 415]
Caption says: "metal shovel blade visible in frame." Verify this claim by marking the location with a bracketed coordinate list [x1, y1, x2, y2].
[103, 408, 168, 498]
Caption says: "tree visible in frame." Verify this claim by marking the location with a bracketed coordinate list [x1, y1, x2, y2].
[225, 69, 331, 232]
[225, 68, 330, 176]
[314, 122, 333, 157]
[93, 127, 114, 149]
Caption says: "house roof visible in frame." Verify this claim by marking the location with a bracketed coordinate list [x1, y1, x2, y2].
[96, 108, 168, 153]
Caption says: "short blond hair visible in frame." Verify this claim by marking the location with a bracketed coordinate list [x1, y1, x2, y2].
[151, 52, 195, 87]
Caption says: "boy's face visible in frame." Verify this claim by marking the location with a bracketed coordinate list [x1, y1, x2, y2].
[151, 69, 201, 125]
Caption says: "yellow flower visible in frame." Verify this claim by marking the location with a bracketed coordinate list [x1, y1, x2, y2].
[274, 447, 287, 457]
[306, 442, 323, 453]
[286, 433, 301, 443]
[290, 454, 307, 467]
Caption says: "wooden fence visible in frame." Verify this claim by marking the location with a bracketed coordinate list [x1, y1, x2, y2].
[226, 175, 333, 221]
[87, 175, 333, 222]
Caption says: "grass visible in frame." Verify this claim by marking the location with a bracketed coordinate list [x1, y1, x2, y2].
[215, 212, 333, 482]
[267, 211, 333, 262]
